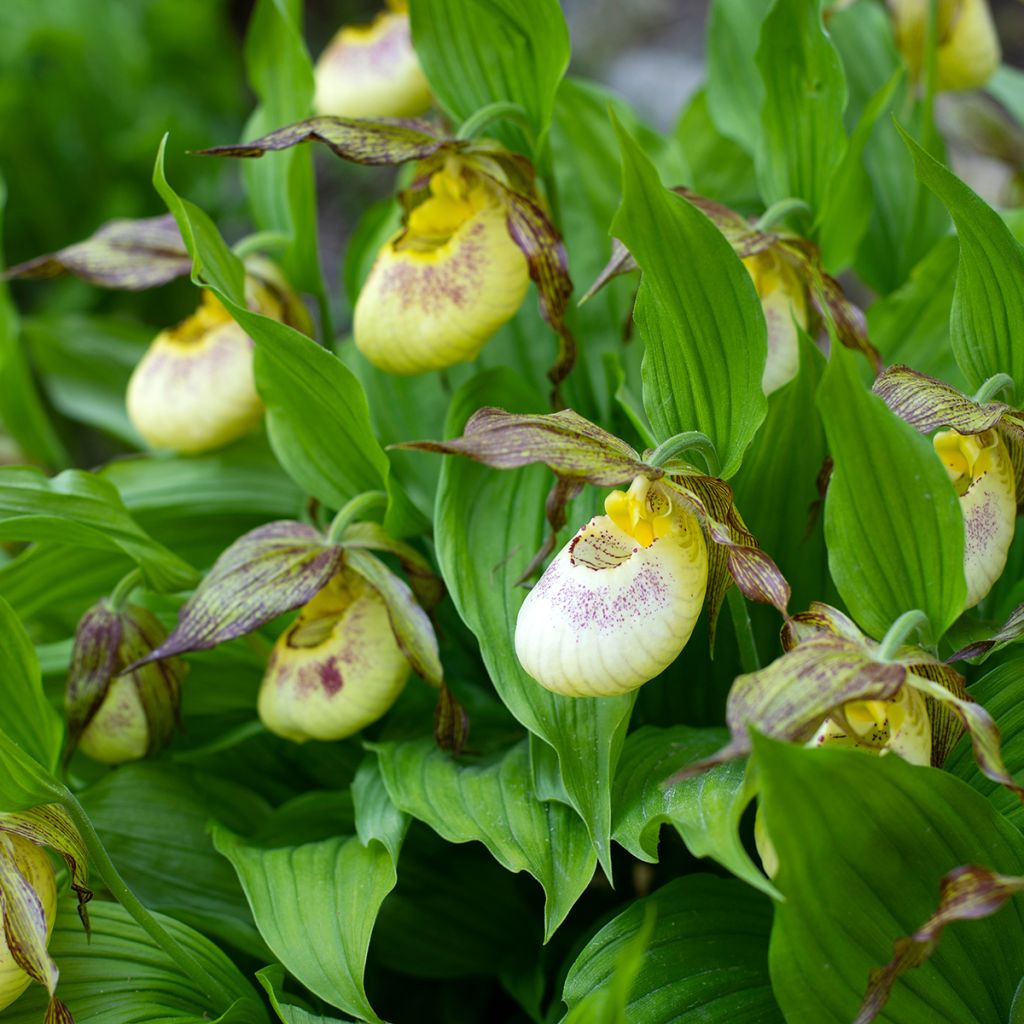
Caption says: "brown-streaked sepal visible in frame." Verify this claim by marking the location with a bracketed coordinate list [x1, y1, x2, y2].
[948, 602, 1024, 663]
[3, 214, 189, 291]
[854, 865, 1024, 1024]
[340, 521, 444, 610]
[872, 365, 1024, 438]
[0, 832, 60, 1014]
[137, 521, 343, 666]
[781, 601, 864, 650]
[399, 407, 652, 486]
[496, 185, 576, 392]
[196, 115, 451, 166]
[345, 548, 442, 688]
[434, 683, 469, 754]
[0, 806, 91, 926]
[64, 602, 121, 764]
[579, 238, 636, 305]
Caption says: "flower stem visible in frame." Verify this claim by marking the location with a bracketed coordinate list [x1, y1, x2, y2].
[61, 790, 235, 1009]
[327, 490, 388, 544]
[877, 609, 930, 661]
[755, 198, 811, 232]
[973, 373, 1016, 406]
[109, 569, 143, 610]
[727, 587, 760, 674]
[455, 101, 534, 146]
[647, 432, 720, 477]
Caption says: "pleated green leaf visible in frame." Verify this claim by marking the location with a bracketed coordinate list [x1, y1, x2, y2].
[756, 0, 847, 216]
[212, 768, 407, 1023]
[562, 875, 781, 1023]
[611, 725, 775, 898]
[818, 343, 966, 642]
[78, 763, 269, 958]
[374, 737, 596, 940]
[757, 735, 1024, 1024]
[901, 127, 1024, 396]
[0, 595, 62, 771]
[434, 369, 634, 879]
[612, 120, 766, 478]
[4, 900, 267, 1024]
[256, 965, 353, 1024]
[0, 467, 198, 592]
[409, 0, 569, 154]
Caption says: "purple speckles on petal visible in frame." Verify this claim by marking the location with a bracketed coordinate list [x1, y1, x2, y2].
[549, 563, 669, 641]
[319, 656, 344, 695]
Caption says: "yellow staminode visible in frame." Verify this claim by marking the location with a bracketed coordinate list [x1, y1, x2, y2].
[741, 250, 808, 396]
[891, 0, 1000, 91]
[0, 835, 57, 1010]
[934, 428, 1016, 608]
[515, 477, 708, 697]
[258, 568, 410, 742]
[313, 8, 432, 119]
[354, 160, 530, 374]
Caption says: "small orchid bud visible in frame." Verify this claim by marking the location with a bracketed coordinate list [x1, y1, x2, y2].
[890, 0, 1000, 92]
[0, 834, 57, 1010]
[68, 601, 184, 765]
[514, 477, 708, 697]
[353, 159, 530, 374]
[313, 4, 432, 119]
[126, 262, 309, 453]
[258, 566, 410, 742]
[933, 428, 1016, 608]
[741, 249, 808, 396]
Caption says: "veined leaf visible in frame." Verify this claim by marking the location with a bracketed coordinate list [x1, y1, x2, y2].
[0, 595, 62, 770]
[256, 965, 353, 1024]
[818, 344, 966, 642]
[373, 737, 596, 940]
[611, 725, 775, 898]
[434, 369, 635, 879]
[0, 466, 198, 592]
[612, 121, 767, 479]
[756, 0, 848, 217]
[4, 900, 268, 1024]
[409, 0, 570, 155]
[758, 735, 1024, 1024]
[562, 875, 781, 1023]
[900, 126, 1024, 397]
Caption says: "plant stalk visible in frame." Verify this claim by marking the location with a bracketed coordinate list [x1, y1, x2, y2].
[877, 609, 930, 661]
[727, 587, 761, 674]
[327, 490, 388, 544]
[647, 431, 720, 477]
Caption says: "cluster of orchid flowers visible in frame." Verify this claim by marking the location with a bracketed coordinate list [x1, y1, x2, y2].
[0, 0, 1015, 1016]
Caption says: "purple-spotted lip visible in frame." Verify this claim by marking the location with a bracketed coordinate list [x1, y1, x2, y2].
[567, 517, 655, 572]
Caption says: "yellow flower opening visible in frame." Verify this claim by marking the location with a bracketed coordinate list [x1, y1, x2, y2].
[741, 250, 808, 396]
[258, 568, 410, 742]
[890, 0, 1000, 91]
[354, 159, 530, 374]
[515, 477, 708, 697]
[0, 835, 57, 1011]
[934, 428, 1016, 608]
[313, 8, 432, 119]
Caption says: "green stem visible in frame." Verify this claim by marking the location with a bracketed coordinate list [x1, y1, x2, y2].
[327, 490, 388, 544]
[231, 231, 291, 260]
[877, 609, 930, 661]
[647, 431, 720, 477]
[755, 198, 812, 232]
[61, 791, 235, 1009]
[455, 101, 535, 147]
[727, 587, 760, 674]
[109, 569, 143, 610]
[973, 373, 1016, 405]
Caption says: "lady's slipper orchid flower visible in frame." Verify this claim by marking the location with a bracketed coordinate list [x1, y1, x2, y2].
[741, 248, 808, 395]
[515, 477, 708, 697]
[66, 599, 185, 765]
[313, 0, 431, 119]
[258, 567, 411, 741]
[403, 406, 791, 698]
[0, 805, 90, 1019]
[933, 428, 1016, 608]
[0, 834, 56, 1011]
[354, 157, 530, 374]
[199, 120, 576, 394]
[126, 258, 312, 454]
[873, 365, 1020, 611]
[890, 0, 1000, 92]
